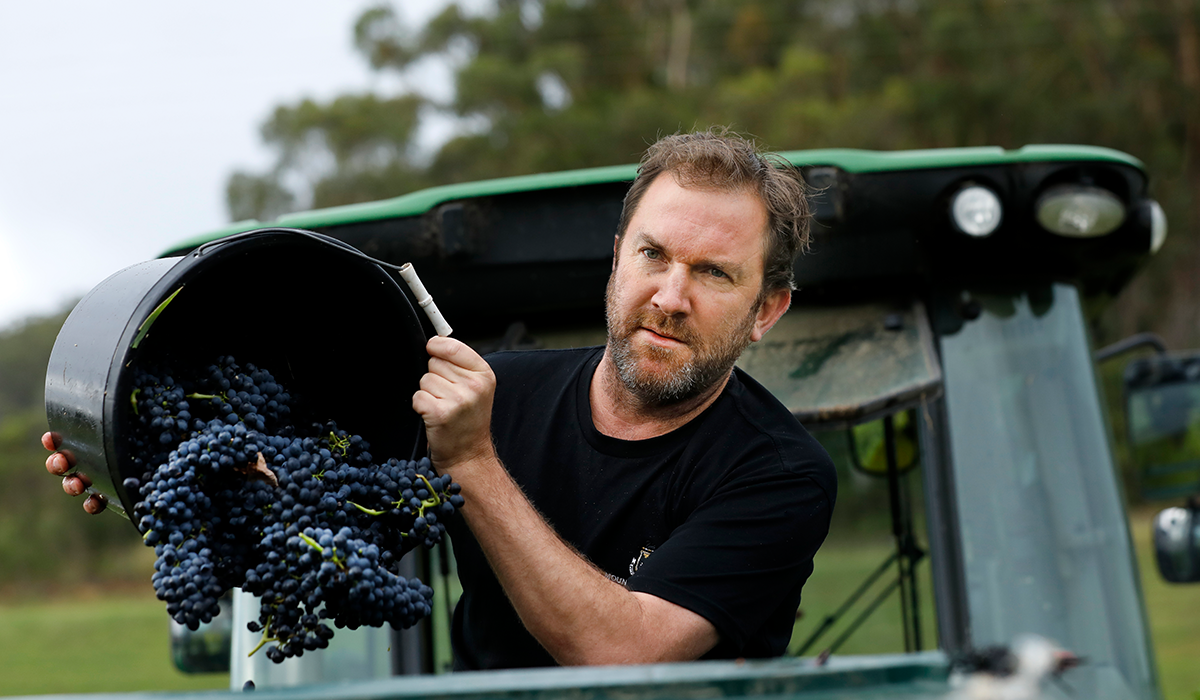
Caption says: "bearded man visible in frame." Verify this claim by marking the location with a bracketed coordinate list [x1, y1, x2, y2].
[414, 129, 836, 669]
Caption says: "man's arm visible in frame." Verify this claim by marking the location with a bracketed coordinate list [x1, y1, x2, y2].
[412, 336, 719, 665]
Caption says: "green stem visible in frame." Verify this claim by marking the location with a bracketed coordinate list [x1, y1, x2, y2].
[349, 501, 387, 516]
[414, 474, 443, 514]
[247, 630, 277, 657]
[298, 532, 323, 553]
[328, 432, 350, 456]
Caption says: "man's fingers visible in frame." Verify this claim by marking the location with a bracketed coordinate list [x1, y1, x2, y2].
[46, 451, 74, 476]
[412, 389, 438, 417]
[62, 473, 92, 496]
[42, 432, 62, 451]
[418, 372, 456, 401]
[427, 356, 477, 381]
[413, 383, 465, 423]
[426, 336, 489, 372]
[83, 495, 107, 515]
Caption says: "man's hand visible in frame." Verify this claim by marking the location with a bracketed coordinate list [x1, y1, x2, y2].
[42, 431, 106, 514]
[412, 336, 498, 474]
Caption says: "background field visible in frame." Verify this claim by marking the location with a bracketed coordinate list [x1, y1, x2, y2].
[2, 508, 1197, 698]
[0, 588, 227, 696]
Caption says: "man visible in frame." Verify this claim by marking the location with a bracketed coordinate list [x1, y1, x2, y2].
[411, 130, 835, 668]
[46, 129, 836, 669]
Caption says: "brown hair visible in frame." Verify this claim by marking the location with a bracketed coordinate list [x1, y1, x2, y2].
[617, 128, 811, 293]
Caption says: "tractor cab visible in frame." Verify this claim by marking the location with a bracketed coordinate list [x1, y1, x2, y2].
[152, 145, 1198, 700]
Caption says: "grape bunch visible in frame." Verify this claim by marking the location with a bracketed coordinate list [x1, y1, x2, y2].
[123, 356, 460, 662]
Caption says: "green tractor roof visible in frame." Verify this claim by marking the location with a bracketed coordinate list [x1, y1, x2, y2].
[167, 145, 1143, 253]
[161, 144, 1157, 333]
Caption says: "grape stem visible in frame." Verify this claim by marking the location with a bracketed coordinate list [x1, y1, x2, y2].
[328, 432, 350, 456]
[298, 532, 346, 570]
[247, 615, 278, 658]
[348, 501, 387, 516]
[415, 474, 443, 511]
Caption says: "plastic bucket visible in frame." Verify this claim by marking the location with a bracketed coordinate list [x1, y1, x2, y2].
[45, 229, 431, 520]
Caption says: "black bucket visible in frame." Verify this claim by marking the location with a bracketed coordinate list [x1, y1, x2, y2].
[45, 229, 431, 520]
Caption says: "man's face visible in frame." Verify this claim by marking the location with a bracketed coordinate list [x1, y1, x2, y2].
[605, 173, 784, 405]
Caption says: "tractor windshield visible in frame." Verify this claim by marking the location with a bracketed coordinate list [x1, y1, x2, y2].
[938, 283, 1156, 699]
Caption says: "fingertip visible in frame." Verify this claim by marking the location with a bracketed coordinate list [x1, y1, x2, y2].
[430, 334, 466, 351]
[42, 432, 61, 451]
[83, 495, 107, 515]
[62, 475, 84, 496]
[46, 452, 67, 476]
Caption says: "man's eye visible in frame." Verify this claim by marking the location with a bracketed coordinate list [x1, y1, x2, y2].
[642, 249, 661, 260]
[708, 268, 727, 279]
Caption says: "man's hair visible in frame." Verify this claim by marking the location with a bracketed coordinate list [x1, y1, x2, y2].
[616, 128, 811, 293]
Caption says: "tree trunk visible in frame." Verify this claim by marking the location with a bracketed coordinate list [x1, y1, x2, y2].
[667, 0, 691, 91]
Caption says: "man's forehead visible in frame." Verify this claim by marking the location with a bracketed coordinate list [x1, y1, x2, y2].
[620, 173, 770, 264]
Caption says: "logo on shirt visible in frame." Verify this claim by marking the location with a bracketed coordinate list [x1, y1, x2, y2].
[629, 546, 656, 576]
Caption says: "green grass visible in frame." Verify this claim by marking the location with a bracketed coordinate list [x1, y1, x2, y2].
[1129, 509, 1200, 700]
[790, 536, 937, 657]
[0, 591, 227, 696]
[2, 517, 1197, 699]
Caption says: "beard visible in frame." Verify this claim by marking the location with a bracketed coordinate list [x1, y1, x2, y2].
[604, 276, 759, 407]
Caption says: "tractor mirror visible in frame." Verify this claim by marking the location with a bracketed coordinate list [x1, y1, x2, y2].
[849, 409, 919, 477]
[1152, 505, 1200, 583]
[1124, 353, 1200, 500]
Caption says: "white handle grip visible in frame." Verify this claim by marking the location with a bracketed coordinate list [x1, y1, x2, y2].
[398, 263, 453, 337]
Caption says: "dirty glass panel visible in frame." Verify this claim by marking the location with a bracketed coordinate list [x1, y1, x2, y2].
[735, 302, 941, 427]
[938, 283, 1155, 700]
[790, 410, 938, 658]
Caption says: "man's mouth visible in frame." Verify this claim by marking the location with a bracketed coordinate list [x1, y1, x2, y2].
[640, 326, 685, 345]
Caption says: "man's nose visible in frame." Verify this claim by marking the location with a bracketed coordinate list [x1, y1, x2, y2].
[650, 265, 691, 316]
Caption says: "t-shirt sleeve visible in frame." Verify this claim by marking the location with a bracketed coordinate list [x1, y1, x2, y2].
[624, 461, 834, 653]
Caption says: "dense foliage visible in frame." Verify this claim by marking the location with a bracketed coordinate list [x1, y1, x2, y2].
[228, 0, 1200, 349]
[0, 308, 140, 587]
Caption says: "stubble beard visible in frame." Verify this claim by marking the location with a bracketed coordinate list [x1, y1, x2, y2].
[604, 275, 759, 407]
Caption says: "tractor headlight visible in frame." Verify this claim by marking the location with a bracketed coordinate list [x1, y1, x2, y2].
[1035, 184, 1125, 237]
[951, 185, 1003, 238]
[1149, 200, 1167, 253]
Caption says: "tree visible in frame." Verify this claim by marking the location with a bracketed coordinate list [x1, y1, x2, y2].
[0, 308, 143, 585]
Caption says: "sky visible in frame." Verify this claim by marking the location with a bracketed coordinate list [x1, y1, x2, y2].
[0, 1, 457, 332]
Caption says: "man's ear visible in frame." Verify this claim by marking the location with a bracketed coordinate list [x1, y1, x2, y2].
[611, 234, 621, 272]
[751, 288, 792, 342]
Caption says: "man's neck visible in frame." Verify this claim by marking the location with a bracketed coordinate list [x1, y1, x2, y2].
[589, 348, 730, 441]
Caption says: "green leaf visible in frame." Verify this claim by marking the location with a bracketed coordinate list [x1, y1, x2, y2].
[131, 285, 184, 350]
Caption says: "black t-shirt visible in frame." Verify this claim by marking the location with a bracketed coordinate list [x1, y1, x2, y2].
[447, 346, 836, 670]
